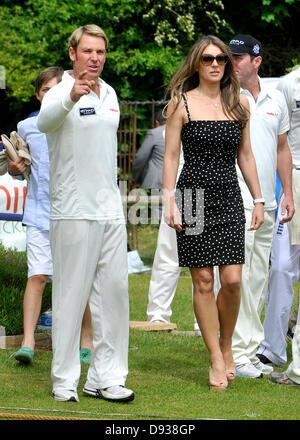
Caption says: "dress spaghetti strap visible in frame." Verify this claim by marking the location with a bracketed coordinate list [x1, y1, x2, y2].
[182, 94, 191, 122]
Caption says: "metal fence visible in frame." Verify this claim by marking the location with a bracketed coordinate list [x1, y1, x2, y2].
[118, 100, 166, 188]
[118, 100, 166, 249]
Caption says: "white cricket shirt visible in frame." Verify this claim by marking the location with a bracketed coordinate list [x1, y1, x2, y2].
[237, 77, 290, 210]
[277, 67, 300, 167]
[37, 71, 124, 222]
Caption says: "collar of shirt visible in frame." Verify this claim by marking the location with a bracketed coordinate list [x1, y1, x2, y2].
[240, 76, 273, 112]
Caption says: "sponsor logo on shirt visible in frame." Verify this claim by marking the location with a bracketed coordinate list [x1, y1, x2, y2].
[79, 107, 96, 116]
[296, 100, 300, 109]
[266, 112, 279, 116]
[109, 108, 119, 112]
[276, 221, 284, 235]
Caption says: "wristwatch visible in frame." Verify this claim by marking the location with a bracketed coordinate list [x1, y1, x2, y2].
[253, 198, 265, 205]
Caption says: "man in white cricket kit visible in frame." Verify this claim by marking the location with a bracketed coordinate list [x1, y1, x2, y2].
[227, 34, 294, 379]
[37, 24, 134, 403]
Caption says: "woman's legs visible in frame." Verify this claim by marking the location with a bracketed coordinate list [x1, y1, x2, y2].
[218, 264, 242, 378]
[191, 264, 242, 387]
[191, 266, 227, 388]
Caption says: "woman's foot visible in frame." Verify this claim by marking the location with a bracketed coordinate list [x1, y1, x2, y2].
[209, 357, 228, 391]
[220, 344, 236, 384]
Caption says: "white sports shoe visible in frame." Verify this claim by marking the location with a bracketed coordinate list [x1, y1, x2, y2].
[83, 385, 135, 402]
[127, 250, 151, 275]
[52, 389, 79, 402]
[253, 360, 274, 374]
[235, 363, 263, 379]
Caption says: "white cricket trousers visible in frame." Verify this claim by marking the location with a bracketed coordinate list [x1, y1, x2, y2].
[258, 196, 300, 366]
[50, 220, 129, 393]
[232, 208, 275, 366]
[286, 312, 300, 384]
[146, 211, 181, 322]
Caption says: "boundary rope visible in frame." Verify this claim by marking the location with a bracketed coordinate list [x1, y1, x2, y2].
[0, 406, 182, 421]
[0, 412, 101, 420]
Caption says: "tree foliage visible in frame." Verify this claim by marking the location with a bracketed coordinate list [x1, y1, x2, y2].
[0, 0, 299, 131]
[0, 0, 231, 104]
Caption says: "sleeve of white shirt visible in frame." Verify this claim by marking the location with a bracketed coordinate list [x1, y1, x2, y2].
[37, 83, 75, 134]
[277, 76, 292, 123]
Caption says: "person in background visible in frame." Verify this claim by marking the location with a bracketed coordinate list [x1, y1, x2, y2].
[258, 65, 300, 369]
[268, 293, 300, 388]
[132, 109, 166, 222]
[227, 34, 294, 379]
[146, 148, 184, 324]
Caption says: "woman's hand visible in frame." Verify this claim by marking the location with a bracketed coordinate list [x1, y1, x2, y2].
[248, 203, 264, 231]
[164, 192, 182, 232]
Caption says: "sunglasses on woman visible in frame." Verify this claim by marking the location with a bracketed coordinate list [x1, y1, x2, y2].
[200, 54, 228, 66]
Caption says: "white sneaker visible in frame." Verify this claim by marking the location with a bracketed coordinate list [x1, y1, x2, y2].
[235, 363, 263, 379]
[52, 389, 79, 402]
[83, 385, 135, 402]
[194, 322, 202, 336]
[253, 360, 274, 374]
[127, 250, 151, 275]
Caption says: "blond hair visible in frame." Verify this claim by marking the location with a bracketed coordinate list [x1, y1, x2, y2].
[68, 24, 109, 50]
[165, 35, 249, 127]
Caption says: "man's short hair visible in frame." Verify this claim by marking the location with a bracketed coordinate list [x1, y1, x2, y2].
[155, 109, 166, 125]
[68, 24, 109, 51]
[35, 66, 64, 94]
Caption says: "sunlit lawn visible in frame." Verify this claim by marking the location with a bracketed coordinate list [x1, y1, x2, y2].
[0, 225, 299, 421]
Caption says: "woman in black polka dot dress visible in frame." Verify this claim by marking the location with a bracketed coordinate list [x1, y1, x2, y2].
[163, 35, 264, 391]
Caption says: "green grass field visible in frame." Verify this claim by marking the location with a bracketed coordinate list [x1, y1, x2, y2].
[0, 225, 299, 421]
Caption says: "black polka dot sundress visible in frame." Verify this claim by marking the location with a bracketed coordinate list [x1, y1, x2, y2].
[175, 94, 246, 268]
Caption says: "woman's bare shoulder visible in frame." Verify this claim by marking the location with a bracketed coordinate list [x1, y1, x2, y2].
[239, 93, 249, 109]
[166, 95, 185, 117]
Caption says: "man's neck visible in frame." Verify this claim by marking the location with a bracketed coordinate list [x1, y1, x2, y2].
[240, 75, 260, 100]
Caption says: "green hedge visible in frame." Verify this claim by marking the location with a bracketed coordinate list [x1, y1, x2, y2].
[0, 244, 51, 336]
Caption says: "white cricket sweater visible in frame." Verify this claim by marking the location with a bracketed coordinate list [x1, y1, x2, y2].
[37, 71, 124, 222]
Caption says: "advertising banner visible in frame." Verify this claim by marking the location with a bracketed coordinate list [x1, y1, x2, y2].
[0, 142, 27, 251]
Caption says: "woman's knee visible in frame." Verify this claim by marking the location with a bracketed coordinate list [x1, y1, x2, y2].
[192, 269, 214, 294]
[220, 274, 241, 293]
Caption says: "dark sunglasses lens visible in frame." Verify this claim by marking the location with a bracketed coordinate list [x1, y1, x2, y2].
[216, 54, 227, 65]
[201, 55, 214, 65]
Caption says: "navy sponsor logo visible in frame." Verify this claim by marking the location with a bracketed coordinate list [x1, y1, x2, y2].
[79, 107, 96, 116]
[276, 221, 284, 235]
[296, 100, 300, 109]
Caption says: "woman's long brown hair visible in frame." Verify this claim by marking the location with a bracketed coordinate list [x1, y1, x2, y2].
[165, 35, 249, 127]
